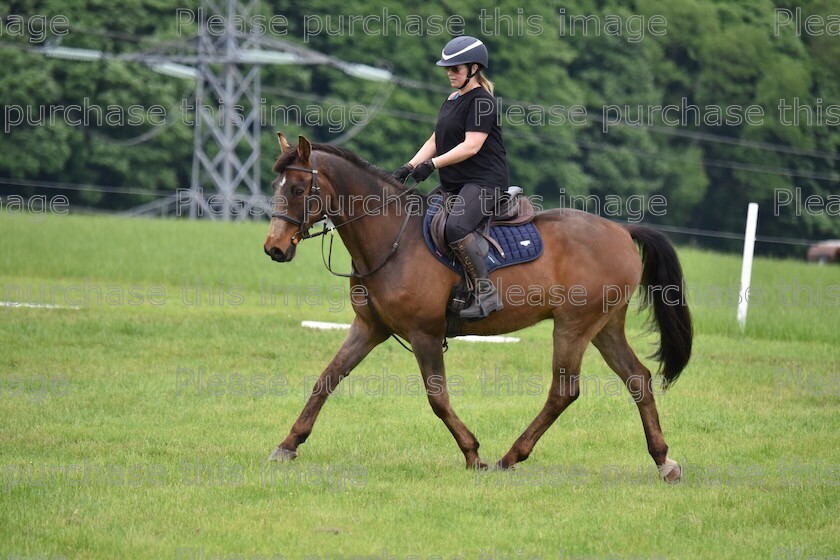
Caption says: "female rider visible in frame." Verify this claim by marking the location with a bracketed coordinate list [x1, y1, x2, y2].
[393, 36, 509, 319]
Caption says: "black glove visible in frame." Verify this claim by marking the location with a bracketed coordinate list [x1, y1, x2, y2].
[410, 160, 436, 183]
[392, 163, 413, 183]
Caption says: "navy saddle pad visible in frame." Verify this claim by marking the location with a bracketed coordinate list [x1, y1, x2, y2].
[422, 193, 543, 274]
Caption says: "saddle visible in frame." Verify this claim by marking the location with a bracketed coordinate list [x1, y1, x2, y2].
[422, 186, 542, 338]
[429, 186, 537, 260]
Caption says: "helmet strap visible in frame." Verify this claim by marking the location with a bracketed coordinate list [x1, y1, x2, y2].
[458, 64, 479, 90]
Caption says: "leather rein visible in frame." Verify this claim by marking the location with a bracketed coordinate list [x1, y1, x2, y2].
[270, 152, 417, 279]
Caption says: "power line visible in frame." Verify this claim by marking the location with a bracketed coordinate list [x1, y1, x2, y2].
[8, 33, 838, 165]
[649, 224, 814, 247]
[504, 129, 840, 183]
[325, 79, 395, 146]
[386, 71, 840, 163]
[3, 32, 839, 188]
[259, 77, 840, 182]
[496, 94, 840, 163]
[0, 177, 169, 197]
[6, 20, 840, 164]
[258, 86, 840, 183]
[88, 86, 195, 147]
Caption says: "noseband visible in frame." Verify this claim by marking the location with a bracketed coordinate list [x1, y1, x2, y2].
[270, 152, 325, 245]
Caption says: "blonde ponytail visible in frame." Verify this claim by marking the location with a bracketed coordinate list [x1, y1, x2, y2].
[476, 71, 494, 95]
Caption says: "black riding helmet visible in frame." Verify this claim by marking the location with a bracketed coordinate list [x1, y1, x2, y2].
[436, 36, 488, 89]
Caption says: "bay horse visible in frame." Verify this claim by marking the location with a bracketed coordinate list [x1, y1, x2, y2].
[263, 134, 692, 482]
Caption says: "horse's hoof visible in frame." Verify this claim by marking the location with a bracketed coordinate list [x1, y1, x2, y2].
[493, 460, 515, 471]
[467, 458, 488, 470]
[663, 465, 682, 483]
[658, 458, 681, 484]
[269, 447, 297, 462]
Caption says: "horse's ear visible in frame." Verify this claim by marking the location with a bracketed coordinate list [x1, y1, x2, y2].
[277, 132, 291, 153]
[297, 135, 311, 163]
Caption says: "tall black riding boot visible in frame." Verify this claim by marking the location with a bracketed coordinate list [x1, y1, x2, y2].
[449, 232, 504, 319]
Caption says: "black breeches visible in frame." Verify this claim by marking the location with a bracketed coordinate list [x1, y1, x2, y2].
[444, 183, 500, 244]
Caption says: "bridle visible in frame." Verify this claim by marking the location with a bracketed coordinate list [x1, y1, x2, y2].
[269, 151, 417, 279]
[270, 152, 326, 245]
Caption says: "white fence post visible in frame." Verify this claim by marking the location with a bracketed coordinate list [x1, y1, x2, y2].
[738, 203, 759, 331]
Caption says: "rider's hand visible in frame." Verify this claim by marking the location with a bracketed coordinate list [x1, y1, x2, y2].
[392, 163, 413, 183]
[410, 160, 436, 183]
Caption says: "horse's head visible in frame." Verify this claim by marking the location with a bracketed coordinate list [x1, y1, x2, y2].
[264, 133, 328, 262]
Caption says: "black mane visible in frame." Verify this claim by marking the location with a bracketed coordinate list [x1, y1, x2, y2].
[272, 143, 407, 190]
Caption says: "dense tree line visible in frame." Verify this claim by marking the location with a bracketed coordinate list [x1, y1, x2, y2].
[1, 0, 838, 255]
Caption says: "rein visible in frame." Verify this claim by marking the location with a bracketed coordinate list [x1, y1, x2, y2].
[271, 153, 418, 279]
[271, 152, 420, 353]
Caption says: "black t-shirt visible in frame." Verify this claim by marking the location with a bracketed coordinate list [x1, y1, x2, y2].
[434, 88, 509, 191]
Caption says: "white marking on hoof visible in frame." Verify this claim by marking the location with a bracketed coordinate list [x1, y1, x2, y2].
[657, 457, 681, 483]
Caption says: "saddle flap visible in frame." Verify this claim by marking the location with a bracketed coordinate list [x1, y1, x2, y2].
[422, 191, 543, 275]
[430, 193, 450, 255]
[430, 188, 536, 254]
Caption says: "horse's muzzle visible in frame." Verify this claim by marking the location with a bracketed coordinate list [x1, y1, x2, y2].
[264, 244, 294, 262]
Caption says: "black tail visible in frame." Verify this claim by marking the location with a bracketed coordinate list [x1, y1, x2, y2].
[625, 224, 693, 388]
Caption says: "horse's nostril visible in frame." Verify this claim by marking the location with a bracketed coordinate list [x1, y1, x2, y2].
[269, 247, 286, 262]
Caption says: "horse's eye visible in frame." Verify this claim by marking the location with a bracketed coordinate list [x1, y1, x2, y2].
[292, 186, 305, 197]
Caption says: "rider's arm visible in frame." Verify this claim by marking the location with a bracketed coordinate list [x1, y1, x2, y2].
[429, 131, 488, 168]
[407, 134, 437, 168]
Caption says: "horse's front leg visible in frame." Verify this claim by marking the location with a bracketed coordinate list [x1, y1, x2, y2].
[411, 332, 487, 469]
[269, 315, 388, 461]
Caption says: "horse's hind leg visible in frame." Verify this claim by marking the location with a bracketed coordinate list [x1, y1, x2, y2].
[496, 324, 588, 470]
[592, 309, 682, 483]
[269, 315, 389, 461]
[411, 332, 487, 469]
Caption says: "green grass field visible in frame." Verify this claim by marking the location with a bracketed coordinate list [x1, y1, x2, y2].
[1, 211, 838, 560]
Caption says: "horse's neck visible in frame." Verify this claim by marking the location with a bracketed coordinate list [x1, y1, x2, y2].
[323, 156, 420, 272]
